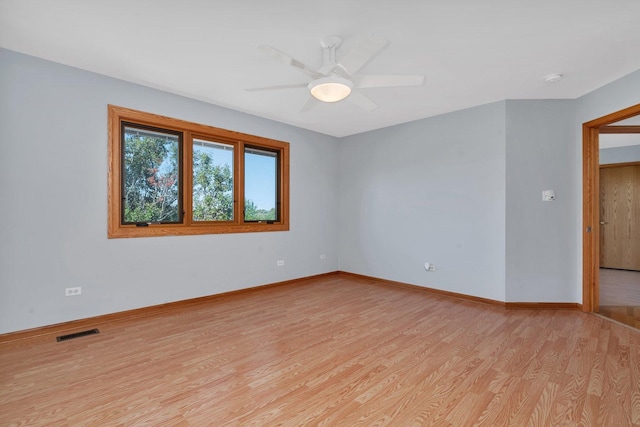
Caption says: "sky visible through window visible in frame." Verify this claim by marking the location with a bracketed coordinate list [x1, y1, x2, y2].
[245, 150, 276, 211]
[193, 144, 276, 211]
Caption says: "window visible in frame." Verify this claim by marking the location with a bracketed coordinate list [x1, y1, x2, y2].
[108, 105, 289, 238]
[192, 138, 234, 222]
[122, 124, 182, 224]
[244, 147, 278, 221]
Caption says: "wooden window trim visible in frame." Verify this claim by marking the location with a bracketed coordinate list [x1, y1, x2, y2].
[108, 105, 289, 238]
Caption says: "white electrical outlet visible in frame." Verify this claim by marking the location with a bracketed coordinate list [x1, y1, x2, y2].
[277, 260, 285, 266]
[65, 287, 82, 296]
[320, 254, 326, 260]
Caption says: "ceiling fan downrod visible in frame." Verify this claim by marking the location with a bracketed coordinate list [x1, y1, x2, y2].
[320, 36, 342, 67]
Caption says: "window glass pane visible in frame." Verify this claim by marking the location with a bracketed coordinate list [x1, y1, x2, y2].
[122, 125, 181, 223]
[192, 139, 234, 221]
[245, 147, 278, 221]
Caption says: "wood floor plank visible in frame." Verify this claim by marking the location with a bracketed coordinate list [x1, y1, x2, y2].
[599, 268, 640, 330]
[1, 274, 639, 425]
[631, 332, 640, 426]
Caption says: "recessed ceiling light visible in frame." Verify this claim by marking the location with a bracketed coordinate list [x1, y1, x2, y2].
[544, 73, 563, 84]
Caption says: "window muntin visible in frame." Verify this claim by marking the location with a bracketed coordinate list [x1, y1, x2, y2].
[192, 139, 234, 222]
[108, 105, 289, 238]
[244, 147, 278, 222]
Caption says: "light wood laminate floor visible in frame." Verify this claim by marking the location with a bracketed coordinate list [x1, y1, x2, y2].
[600, 268, 640, 329]
[1, 274, 639, 426]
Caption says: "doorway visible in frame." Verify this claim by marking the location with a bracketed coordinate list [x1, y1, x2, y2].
[598, 161, 640, 328]
[583, 103, 640, 326]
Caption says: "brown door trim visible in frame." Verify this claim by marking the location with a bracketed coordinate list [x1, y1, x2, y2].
[582, 103, 640, 312]
[600, 161, 640, 169]
[599, 125, 640, 134]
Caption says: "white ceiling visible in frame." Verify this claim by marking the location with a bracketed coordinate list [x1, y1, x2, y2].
[1, 0, 640, 137]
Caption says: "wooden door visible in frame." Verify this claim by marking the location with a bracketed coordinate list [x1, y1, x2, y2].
[599, 163, 640, 270]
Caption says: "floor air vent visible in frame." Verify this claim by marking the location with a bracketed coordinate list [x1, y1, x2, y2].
[56, 328, 100, 342]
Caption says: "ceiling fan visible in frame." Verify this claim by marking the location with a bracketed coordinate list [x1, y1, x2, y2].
[246, 35, 424, 111]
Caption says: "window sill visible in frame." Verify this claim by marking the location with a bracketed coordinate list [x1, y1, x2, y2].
[108, 222, 289, 238]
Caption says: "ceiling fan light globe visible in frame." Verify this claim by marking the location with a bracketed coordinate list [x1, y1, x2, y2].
[308, 77, 353, 102]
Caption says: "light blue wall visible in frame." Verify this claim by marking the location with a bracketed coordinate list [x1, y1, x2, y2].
[337, 68, 639, 305]
[337, 99, 579, 303]
[600, 145, 640, 164]
[2, 46, 639, 334]
[505, 100, 577, 302]
[0, 49, 340, 334]
[338, 102, 507, 301]
[577, 70, 640, 124]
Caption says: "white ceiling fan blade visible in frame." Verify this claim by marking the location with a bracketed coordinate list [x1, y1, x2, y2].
[356, 74, 425, 88]
[299, 96, 317, 112]
[346, 90, 377, 111]
[338, 34, 388, 75]
[246, 83, 308, 92]
[259, 45, 325, 79]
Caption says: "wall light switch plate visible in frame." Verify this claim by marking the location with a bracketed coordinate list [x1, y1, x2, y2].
[542, 190, 556, 201]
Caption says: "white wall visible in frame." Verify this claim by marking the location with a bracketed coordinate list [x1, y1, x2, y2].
[505, 100, 577, 302]
[0, 49, 340, 334]
[338, 102, 507, 301]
